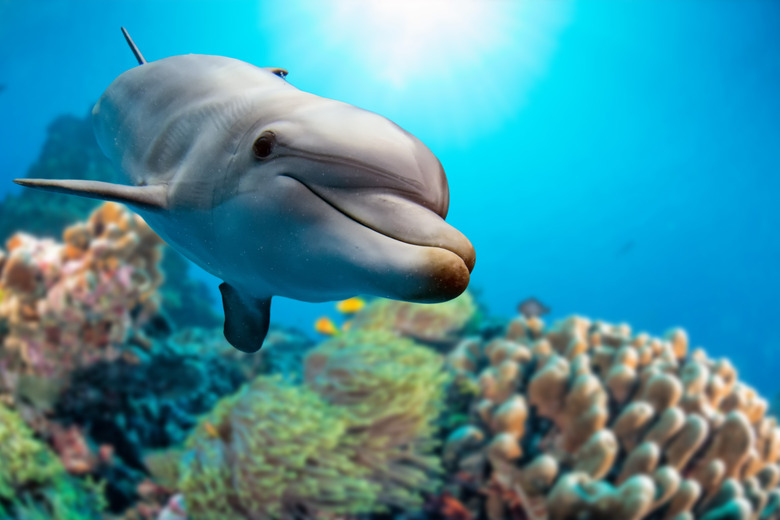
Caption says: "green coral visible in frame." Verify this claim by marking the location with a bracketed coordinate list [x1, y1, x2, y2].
[305, 330, 450, 508]
[180, 331, 448, 519]
[180, 376, 380, 520]
[0, 404, 104, 519]
[0, 404, 62, 501]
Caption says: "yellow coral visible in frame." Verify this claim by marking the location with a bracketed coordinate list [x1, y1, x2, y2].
[179, 376, 380, 520]
[305, 330, 449, 507]
[181, 331, 449, 519]
[0, 403, 104, 518]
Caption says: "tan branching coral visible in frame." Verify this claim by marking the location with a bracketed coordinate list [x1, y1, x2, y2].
[443, 316, 780, 520]
[0, 202, 164, 394]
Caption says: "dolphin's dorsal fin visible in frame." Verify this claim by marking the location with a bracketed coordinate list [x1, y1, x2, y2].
[121, 27, 146, 65]
[219, 283, 271, 353]
[12, 179, 168, 211]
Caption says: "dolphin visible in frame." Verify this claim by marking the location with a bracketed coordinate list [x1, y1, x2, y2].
[14, 28, 476, 353]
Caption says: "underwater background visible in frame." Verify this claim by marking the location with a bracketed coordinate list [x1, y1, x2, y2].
[0, 1, 779, 519]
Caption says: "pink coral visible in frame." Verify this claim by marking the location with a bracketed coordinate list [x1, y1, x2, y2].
[0, 202, 164, 396]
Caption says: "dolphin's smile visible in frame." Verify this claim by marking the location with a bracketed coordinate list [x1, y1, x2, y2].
[279, 172, 476, 274]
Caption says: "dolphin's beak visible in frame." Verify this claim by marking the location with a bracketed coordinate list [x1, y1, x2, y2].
[282, 174, 475, 302]
[304, 185, 475, 273]
[266, 103, 475, 301]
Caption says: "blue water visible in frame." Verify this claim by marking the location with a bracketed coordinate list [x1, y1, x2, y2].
[1, 0, 778, 393]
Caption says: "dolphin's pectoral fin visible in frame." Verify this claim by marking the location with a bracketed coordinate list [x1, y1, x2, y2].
[219, 283, 271, 353]
[13, 179, 167, 211]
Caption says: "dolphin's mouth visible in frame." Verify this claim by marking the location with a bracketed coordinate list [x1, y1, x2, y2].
[280, 173, 475, 273]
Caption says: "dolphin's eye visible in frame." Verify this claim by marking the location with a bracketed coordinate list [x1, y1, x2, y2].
[253, 132, 276, 159]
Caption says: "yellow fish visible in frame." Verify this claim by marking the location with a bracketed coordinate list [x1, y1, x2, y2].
[203, 421, 219, 438]
[336, 297, 366, 314]
[315, 316, 339, 336]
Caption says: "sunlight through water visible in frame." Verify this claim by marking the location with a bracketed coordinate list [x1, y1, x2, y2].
[263, 0, 573, 144]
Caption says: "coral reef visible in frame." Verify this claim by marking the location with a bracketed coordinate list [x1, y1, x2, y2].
[0, 402, 105, 519]
[49, 334, 273, 514]
[304, 330, 450, 507]
[442, 315, 780, 520]
[53, 348, 247, 467]
[349, 291, 477, 347]
[0, 202, 164, 396]
[1, 110, 220, 331]
[177, 330, 448, 519]
[169, 325, 315, 382]
[3, 134, 779, 520]
[179, 376, 379, 520]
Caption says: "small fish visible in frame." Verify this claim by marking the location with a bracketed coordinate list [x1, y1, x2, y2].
[336, 296, 366, 314]
[517, 297, 550, 319]
[202, 421, 219, 438]
[315, 316, 339, 336]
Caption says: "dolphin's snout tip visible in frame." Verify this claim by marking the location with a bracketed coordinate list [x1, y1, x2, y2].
[460, 240, 476, 273]
[442, 230, 476, 274]
[405, 248, 472, 303]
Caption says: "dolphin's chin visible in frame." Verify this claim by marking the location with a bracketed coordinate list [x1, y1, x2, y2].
[280, 174, 476, 274]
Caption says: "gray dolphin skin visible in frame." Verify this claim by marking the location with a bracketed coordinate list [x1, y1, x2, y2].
[14, 28, 476, 353]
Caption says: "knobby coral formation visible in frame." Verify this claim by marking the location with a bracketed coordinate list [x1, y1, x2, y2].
[443, 315, 780, 520]
[177, 330, 449, 519]
[0, 202, 164, 395]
